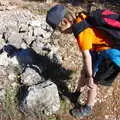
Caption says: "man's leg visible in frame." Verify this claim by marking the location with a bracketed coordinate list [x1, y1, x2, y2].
[70, 82, 98, 118]
[87, 83, 98, 107]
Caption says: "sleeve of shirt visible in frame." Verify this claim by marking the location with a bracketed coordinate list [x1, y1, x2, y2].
[76, 28, 94, 51]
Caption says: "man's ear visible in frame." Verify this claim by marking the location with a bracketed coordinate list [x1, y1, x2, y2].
[61, 18, 70, 25]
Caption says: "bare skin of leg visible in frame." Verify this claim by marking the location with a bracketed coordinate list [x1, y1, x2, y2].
[75, 67, 98, 108]
[76, 80, 98, 108]
[87, 83, 98, 107]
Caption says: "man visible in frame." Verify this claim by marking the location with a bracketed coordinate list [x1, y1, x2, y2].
[46, 4, 120, 118]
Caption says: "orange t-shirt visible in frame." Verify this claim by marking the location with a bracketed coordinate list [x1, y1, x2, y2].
[75, 15, 111, 51]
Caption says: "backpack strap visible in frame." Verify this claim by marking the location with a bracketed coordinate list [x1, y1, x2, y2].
[72, 20, 91, 37]
[72, 9, 104, 37]
[72, 9, 120, 48]
[102, 14, 120, 20]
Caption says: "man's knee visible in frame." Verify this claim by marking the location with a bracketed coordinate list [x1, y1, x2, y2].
[88, 83, 98, 91]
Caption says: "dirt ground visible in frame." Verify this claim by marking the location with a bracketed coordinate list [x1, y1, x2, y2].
[0, 0, 120, 120]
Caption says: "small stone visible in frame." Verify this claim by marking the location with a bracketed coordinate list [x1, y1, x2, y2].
[8, 73, 16, 81]
[11, 82, 18, 88]
[105, 115, 109, 119]
[19, 24, 28, 33]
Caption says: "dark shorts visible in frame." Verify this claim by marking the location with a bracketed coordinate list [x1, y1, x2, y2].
[94, 60, 120, 82]
[91, 49, 120, 85]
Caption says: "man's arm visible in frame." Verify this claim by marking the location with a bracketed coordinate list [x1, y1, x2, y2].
[82, 50, 95, 88]
[83, 50, 92, 77]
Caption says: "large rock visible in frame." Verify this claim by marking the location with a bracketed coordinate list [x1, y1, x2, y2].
[21, 67, 45, 86]
[0, 52, 18, 67]
[5, 31, 23, 48]
[0, 9, 35, 48]
[20, 80, 60, 115]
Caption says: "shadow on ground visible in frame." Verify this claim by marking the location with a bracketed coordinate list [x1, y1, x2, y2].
[2, 44, 78, 104]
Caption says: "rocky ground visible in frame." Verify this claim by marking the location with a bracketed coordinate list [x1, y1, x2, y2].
[0, 0, 120, 120]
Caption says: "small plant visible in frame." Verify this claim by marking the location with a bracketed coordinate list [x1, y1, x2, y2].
[2, 85, 22, 120]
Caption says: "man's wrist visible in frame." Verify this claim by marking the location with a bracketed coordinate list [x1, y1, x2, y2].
[87, 75, 93, 78]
